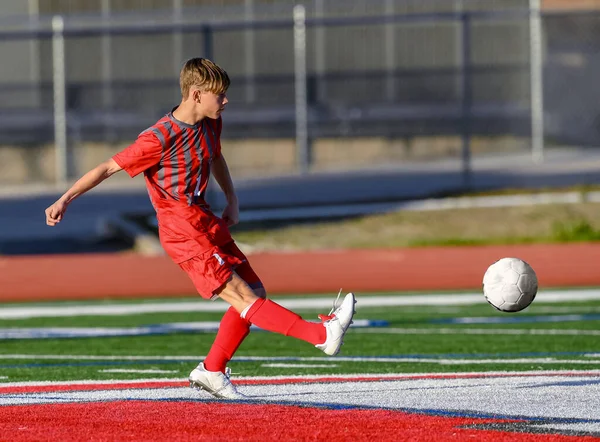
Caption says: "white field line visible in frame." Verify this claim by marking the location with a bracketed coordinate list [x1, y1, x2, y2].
[409, 359, 600, 365]
[2, 375, 598, 428]
[2, 289, 600, 319]
[354, 328, 600, 336]
[0, 354, 204, 360]
[1, 352, 599, 361]
[0, 319, 380, 340]
[2, 326, 598, 341]
[0, 369, 600, 388]
[0, 378, 186, 388]
[261, 364, 338, 368]
[2, 370, 600, 388]
[98, 369, 178, 374]
[1, 354, 599, 365]
[448, 314, 598, 324]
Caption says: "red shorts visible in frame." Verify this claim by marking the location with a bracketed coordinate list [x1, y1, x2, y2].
[178, 241, 263, 300]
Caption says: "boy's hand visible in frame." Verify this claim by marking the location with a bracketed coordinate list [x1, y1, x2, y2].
[221, 203, 239, 227]
[45, 199, 69, 226]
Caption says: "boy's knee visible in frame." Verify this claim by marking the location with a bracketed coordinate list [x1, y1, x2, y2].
[216, 271, 264, 312]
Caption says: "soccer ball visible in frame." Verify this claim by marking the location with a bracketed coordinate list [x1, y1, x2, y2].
[482, 257, 538, 312]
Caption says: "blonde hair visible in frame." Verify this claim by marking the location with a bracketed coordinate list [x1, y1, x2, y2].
[179, 58, 230, 98]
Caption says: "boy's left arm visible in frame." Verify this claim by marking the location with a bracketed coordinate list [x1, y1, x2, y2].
[211, 153, 239, 226]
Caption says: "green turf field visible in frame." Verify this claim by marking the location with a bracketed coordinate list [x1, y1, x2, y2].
[1, 291, 599, 383]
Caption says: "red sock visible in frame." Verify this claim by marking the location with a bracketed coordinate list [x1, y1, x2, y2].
[203, 306, 250, 373]
[245, 298, 326, 346]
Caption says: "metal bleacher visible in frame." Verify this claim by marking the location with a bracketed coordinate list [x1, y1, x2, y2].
[0, 102, 530, 147]
[0, 69, 531, 146]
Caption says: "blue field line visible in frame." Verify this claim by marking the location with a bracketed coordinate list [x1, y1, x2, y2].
[0, 351, 598, 369]
[0, 360, 189, 369]
[432, 314, 600, 324]
[384, 350, 600, 359]
[0, 320, 390, 340]
[517, 379, 600, 388]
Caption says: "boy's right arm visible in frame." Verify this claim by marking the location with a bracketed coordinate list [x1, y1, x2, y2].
[45, 129, 163, 227]
[45, 158, 123, 227]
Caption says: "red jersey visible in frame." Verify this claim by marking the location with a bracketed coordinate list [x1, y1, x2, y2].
[114, 109, 221, 206]
[113, 109, 232, 263]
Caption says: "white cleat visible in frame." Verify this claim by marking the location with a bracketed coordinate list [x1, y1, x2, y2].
[315, 292, 356, 356]
[189, 363, 247, 400]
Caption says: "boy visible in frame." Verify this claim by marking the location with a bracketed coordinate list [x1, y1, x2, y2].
[45, 58, 356, 400]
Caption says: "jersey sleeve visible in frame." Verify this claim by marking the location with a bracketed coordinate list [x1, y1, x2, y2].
[113, 129, 163, 178]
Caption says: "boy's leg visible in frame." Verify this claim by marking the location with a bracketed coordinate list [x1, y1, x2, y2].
[217, 272, 327, 346]
[184, 243, 355, 400]
[203, 244, 266, 373]
[203, 280, 266, 373]
[189, 271, 355, 399]
[182, 249, 259, 399]
[203, 306, 251, 373]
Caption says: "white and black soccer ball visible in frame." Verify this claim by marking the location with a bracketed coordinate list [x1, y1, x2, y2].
[482, 257, 538, 312]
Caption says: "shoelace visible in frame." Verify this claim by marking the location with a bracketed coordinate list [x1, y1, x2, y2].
[318, 288, 343, 322]
[224, 367, 242, 379]
[214, 367, 240, 396]
[330, 288, 343, 315]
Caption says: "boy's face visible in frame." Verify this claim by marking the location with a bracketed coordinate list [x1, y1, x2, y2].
[194, 89, 228, 119]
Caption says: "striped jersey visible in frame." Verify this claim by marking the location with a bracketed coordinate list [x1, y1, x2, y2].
[113, 109, 222, 210]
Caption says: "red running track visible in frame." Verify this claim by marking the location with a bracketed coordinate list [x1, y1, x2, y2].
[1, 243, 599, 301]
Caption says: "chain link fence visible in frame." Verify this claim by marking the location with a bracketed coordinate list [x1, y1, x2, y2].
[0, 0, 596, 187]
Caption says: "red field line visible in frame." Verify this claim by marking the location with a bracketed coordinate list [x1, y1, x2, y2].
[0, 381, 187, 395]
[2, 371, 599, 394]
[1, 243, 599, 301]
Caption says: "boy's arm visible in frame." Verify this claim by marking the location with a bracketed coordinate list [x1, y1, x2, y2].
[211, 153, 239, 226]
[45, 129, 162, 227]
[45, 158, 122, 226]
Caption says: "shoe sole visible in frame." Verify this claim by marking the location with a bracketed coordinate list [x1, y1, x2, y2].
[331, 297, 357, 356]
[340, 296, 357, 331]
